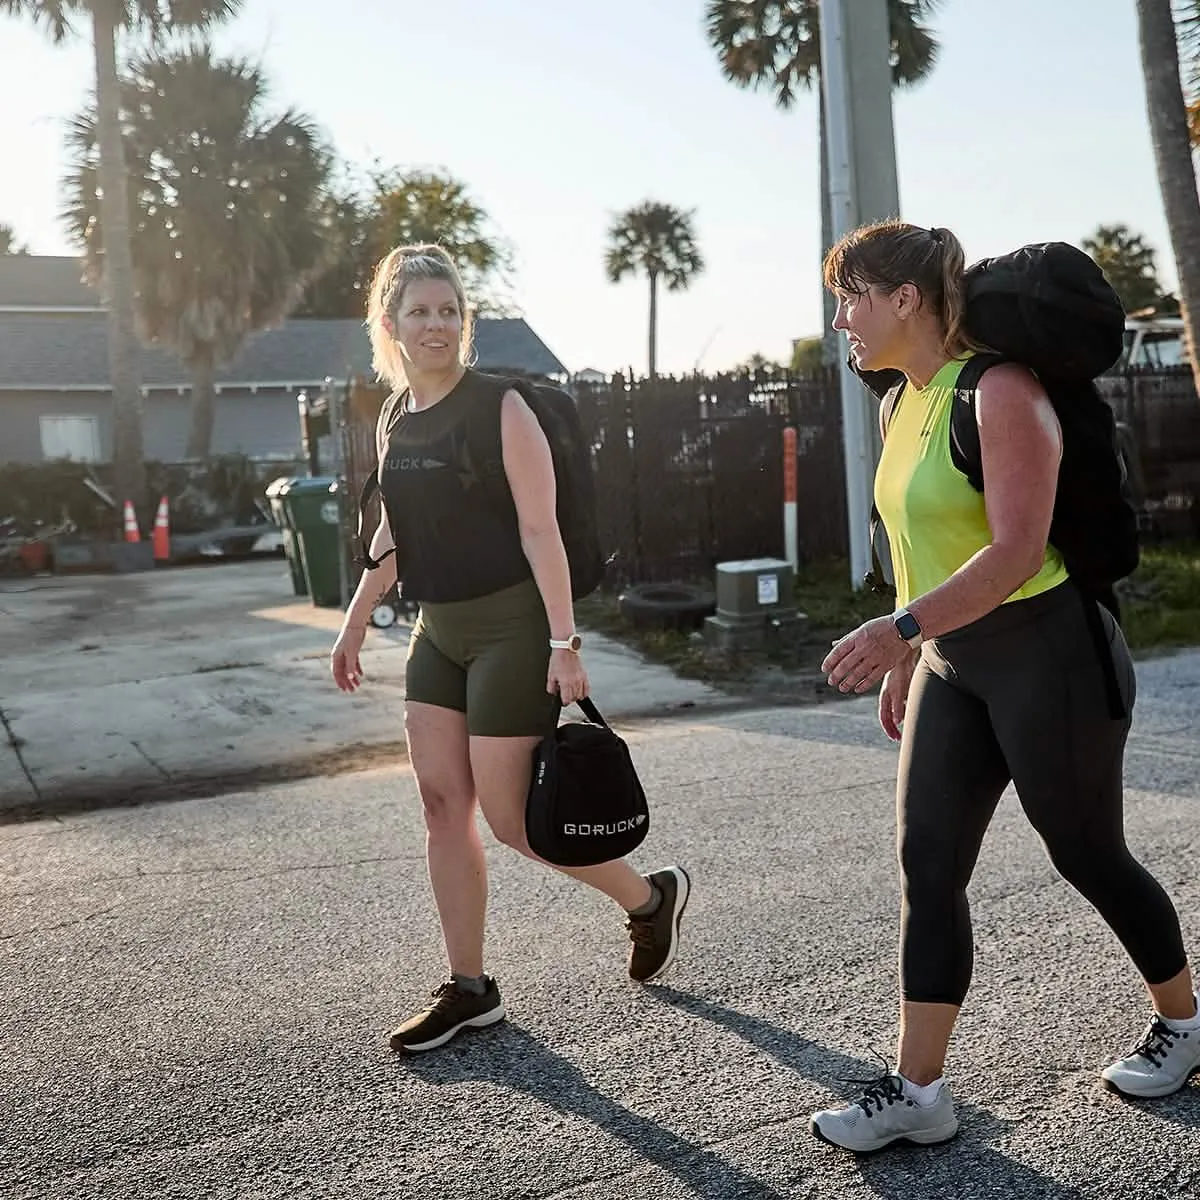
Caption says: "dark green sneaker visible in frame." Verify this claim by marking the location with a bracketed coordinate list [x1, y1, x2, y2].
[626, 866, 690, 982]
[387, 978, 505, 1053]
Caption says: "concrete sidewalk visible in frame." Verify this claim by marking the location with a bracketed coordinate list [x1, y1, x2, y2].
[0, 561, 723, 815]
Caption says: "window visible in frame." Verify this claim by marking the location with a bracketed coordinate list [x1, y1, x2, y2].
[40, 414, 101, 462]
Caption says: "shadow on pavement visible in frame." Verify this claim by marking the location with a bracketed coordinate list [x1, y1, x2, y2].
[650, 987, 1087, 1200]
[402, 1021, 785, 1199]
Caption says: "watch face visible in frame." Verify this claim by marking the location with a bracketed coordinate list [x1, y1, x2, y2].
[569, 634, 582, 651]
[895, 612, 920, 640]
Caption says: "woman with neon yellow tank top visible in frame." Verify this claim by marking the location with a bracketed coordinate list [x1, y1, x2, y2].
[806, 221, 1198, 1155]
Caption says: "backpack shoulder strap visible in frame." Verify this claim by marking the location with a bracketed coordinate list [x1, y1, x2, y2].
[948, 353, 1008, 491]
[356, 390, 403, 569]
[464, 374, 516, 503]
[879, 380, 906, 441]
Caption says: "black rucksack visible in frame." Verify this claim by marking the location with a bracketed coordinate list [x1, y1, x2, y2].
[356, 375, 607, 600]
[525, 697, 650, 868]
[863, 241, 1138, 610]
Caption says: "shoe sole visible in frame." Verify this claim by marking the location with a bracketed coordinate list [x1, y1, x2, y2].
[390, 1002, 506, 1054]
[809, 1115, 959, 1154]
[1102, 1063, 1200, 1099]
[635, 865, 691, 984]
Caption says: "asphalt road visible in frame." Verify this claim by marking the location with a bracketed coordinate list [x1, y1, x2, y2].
[4, 685, 1199, 1199]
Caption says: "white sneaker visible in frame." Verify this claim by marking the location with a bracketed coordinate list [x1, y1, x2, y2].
[1102, 1014, 1200, 1098]
[810, 1074, 958, 1153]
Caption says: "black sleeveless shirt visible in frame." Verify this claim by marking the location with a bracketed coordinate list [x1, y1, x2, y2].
[378, 370, 530, 603]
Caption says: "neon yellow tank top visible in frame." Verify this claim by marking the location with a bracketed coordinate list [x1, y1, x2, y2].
[873, 356, 1068, 609]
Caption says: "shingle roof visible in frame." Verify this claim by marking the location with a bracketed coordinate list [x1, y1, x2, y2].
[0, 256, 101, 309]
[0, 257, 567, 386]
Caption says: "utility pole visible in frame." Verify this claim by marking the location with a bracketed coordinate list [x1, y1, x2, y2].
[819, 0, 901, 588]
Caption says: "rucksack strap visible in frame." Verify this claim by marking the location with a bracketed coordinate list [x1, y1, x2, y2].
[355, 390, 403, 570]
[863, 379, 906, 596]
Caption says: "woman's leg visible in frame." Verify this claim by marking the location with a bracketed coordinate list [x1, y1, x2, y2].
[985, 603, 1196, 1094]
[811, 658, 1010, 1153]
[405, 700, 487, 977]
[894, 660, 1013, 1083]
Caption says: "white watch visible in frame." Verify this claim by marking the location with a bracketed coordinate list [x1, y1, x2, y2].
[549, 634, 582, 652]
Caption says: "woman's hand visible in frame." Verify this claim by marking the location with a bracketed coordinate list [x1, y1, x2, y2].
[821, 615, 912, 696]
[330, 623, 367, 693]
[547, 649, 589, 706]
[879, 652, 919, 742]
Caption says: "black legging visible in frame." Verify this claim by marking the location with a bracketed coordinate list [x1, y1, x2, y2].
[897, 580, 1187, 1005]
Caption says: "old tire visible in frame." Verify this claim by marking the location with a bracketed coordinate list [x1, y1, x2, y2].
[618, 582, 716, 632]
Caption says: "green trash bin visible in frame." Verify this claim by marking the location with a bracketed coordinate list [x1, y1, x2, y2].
[286, 476, 345, 609]
[265, 476, 308, 597]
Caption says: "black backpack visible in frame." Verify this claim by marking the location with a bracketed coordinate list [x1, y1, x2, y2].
[863, 241, 1138, 614]
[356, 375, 607, 600]
[525, 697, 650, 868]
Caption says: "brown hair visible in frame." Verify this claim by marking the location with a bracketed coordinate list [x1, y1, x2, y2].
[822, 219, 988, 357]
[365, 244, 474, 389]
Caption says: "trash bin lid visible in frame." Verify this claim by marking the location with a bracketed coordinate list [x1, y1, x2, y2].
[265, 475, 304, 498]
[284, 475, 338, 493]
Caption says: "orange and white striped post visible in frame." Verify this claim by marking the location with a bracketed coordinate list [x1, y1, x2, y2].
[783, 426, 798, 571]
[151, 495, 171, 562]
[122, 500, 141, 544]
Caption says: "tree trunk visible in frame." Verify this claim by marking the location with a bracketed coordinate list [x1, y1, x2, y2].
[92, 10, 147, 522]
[818, 89, 839, 366]
[1136, 0, 1200, 377]
[186, 351, 217, 459]
[647, 270, 659, 379]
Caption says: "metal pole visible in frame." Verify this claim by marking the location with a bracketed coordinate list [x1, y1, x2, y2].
[783, 425, 798, 571]
[820, 0, 873, 588]
[327, 376, 350, 611]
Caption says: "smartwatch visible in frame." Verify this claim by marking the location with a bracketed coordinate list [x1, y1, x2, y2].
[892, 608, 923, 650]
[549, 634, 583, 652]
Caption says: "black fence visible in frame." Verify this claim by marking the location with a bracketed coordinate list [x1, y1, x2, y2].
[1098, 365, 1200, 539]
[338, 363, 1200, 592]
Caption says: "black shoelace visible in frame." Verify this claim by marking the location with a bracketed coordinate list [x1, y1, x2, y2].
[849, 1073, 908, 1117]
[835, 1052, 916, 1118]
[1130, 1016, 1181, 1066]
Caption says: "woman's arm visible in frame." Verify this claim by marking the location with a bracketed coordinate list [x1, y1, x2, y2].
[342, 516, 397, 631]
[499, 389, 575, 641]
[906, 363, 1062, 638]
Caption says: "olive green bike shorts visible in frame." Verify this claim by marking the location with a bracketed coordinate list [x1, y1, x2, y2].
[405, 578, 558, 737]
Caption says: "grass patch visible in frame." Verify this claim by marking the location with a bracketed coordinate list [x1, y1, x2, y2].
[1120, 542, 1200, 655]
[579, 545, 1200, 685]
[575, 561, 890, 689]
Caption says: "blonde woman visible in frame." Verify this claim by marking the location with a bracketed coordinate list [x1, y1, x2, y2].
[329, 244, 689, 1052]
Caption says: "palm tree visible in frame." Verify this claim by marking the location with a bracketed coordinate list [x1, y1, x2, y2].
[1081, 224, 1168, 315]
[706, 0, 941, 360]
[0, 223, 28, 254]
[1136, 0, 1200, 372]
[1, 1, 240, 515]
[605, 203, 704, 379]
[63, 46, 330, 458]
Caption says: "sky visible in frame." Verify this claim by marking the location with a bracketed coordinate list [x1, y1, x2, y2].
[0, 0, 1177, 377]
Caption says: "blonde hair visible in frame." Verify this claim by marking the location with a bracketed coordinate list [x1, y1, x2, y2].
[822, 219, 989, 357]
[365, 244, 474, 389]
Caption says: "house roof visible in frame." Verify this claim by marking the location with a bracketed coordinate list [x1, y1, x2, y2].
[0, 257, 567, 387]
[0, 256, 101, 310]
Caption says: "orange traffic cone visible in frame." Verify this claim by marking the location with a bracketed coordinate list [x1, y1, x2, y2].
[152, 495, 171, 562]
[122, 500, 141, 543]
